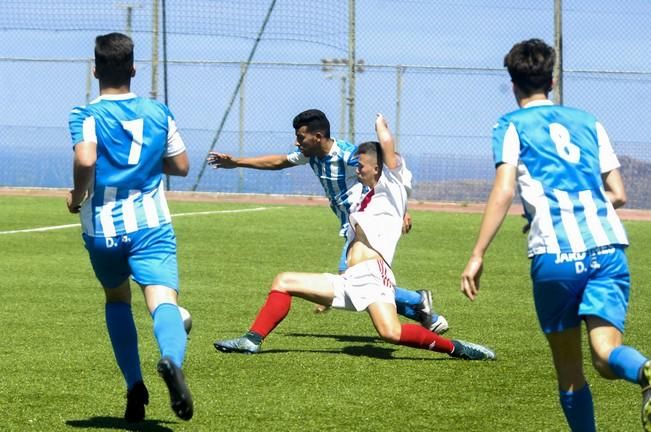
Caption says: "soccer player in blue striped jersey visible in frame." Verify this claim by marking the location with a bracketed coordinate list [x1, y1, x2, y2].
[207, 109, 448, 333]
[460, 38, 650, 431]
[67, 33, 193, 422]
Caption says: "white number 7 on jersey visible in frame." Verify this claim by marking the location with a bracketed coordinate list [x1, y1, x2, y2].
[121, 119, 144, 165]
[550, 123, 580, 163]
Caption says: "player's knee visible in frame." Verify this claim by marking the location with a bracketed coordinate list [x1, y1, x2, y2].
[104, 280, 131, 303]
[591, 352, 613, 378]
[270, 272, 291, 292]
[377, 325, 401, 344]
[590, 345, 618, 378]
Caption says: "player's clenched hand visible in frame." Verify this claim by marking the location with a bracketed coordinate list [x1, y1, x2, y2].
[460, 255, 484, 301]
[66, 190, 83, 214]
[402, 212, 413, 234]
[207, 152, 237, 169]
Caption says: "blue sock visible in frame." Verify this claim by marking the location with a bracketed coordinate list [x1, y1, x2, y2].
[394, 287, 422, 305]
[105, 302, 142, 389]
[152, 303, 187, 368]
[559, 384, 596, 432]
[608, 345, 648, 384]
[394, 287, 423, 320]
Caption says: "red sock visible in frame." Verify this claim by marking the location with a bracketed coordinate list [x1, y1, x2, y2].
[399, 324, 454, 354]
[249, 290, 292, 338]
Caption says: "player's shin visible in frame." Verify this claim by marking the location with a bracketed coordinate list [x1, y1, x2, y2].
[105, 302, 143, 389]
[249, 290, 292, 339]
[559, 385, 596, 432]
[398, 323, 454, 353]
[608, 345, 648, 384]
[152, 303, 187, 368]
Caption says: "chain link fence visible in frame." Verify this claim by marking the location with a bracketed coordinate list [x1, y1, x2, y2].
[1, 0, 650, 208]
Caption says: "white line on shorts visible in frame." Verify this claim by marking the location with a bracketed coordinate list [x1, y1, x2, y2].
[0, 207, 277, 235]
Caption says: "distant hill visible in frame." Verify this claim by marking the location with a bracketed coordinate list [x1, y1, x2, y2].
[618, 155, 651, 209]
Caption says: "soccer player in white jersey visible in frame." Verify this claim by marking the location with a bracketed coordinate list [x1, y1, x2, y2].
[460, 39, 650, 431]
[67, 33, 193, 422]
[207, 109, 448, 333]
[213, 114, 493, 361]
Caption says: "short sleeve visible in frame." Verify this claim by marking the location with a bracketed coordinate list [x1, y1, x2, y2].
[595, 121, 620, 173]
[286, 149, 308, 165]
[165, 116, 186, 157]
[491, 118, 520, 167]
[68, 106, 96, 148]
[389, 155, 413, 198]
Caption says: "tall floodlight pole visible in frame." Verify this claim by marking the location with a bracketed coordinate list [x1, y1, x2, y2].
[238, 62, 246, 193]
[321, 58, 347, 139]
[85, 59, 93, 104]
[116, 3, 140, 36]
[151, 0, 159, 100]
[554, 0, 563, 104]
[347, 0, 356, 143]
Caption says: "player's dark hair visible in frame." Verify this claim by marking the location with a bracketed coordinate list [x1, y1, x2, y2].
[292, 109, 331, 138]
[504, 38, 555, 97]
[357, 141, 383, 170]
[94, 32, 134, 87]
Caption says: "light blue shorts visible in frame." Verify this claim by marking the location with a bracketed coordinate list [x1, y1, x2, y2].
[531, 246, 630, 334]
[82, 223, 179, 291]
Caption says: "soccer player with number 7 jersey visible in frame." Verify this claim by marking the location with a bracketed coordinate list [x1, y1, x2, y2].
[67, 33, 193, 423]
[460, 38, 650, 431]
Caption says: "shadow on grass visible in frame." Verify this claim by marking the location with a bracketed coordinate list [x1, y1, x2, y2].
[265, 332, 456, 360]
[66, 417, 175, 432]
[260, 344, 451, 361]
[283, 331, 381, 344]
[214, 332, 454, 360]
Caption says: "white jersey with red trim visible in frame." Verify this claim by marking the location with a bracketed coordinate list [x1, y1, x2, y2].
[346, 158, 409, 266]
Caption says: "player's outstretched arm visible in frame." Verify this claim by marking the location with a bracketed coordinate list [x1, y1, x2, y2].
[67, 140, 96, 213]
[461, 163, 516, 300]
[207, 152, 294, 170]
[164, 151, 189, 177]
[374, 113, 398, 169]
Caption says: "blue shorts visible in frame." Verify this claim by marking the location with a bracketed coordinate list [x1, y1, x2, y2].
[531, 246, 630, 334]
[82, 223, 179, 291]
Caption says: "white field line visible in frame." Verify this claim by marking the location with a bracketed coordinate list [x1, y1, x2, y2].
[0, 207, 277, 235]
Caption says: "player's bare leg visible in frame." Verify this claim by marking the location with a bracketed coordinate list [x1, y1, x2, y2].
[366, 301, 494, 360]
[215, 272, 334, 353]
[586, 317, 651, 431]
[366, 302, 402, 343]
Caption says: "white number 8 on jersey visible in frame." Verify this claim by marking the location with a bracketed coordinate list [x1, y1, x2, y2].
[550, 123, 580, 163]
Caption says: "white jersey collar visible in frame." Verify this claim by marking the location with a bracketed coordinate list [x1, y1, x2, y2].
[90, 92, 137, 104]
[325, 138, 340, 158]
[523, 99, 553, 108]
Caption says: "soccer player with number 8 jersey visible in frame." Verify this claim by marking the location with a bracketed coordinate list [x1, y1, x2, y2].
[67, 33, 193, 422]
[461, 38, 650, 431]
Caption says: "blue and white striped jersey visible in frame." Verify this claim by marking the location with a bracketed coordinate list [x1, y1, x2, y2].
[492, 100, 628, 256]
[287, 139, 361, 234]
[69, 93, 186, 237]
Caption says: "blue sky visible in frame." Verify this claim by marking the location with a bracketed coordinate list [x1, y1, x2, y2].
[1, 0, 650, 191]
